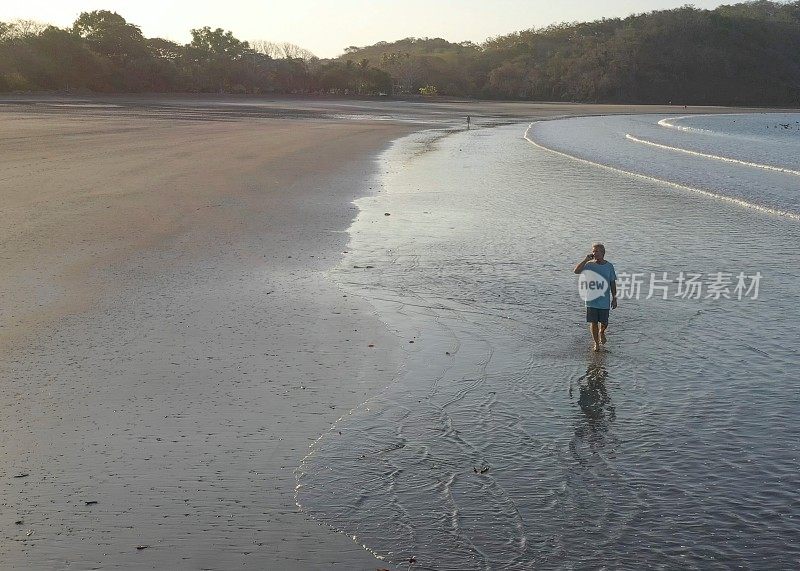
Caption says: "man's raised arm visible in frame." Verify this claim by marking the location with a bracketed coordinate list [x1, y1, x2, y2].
[574, 254, 592, 274]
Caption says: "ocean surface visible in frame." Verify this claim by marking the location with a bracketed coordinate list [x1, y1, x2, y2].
[297, 114, 800, 569]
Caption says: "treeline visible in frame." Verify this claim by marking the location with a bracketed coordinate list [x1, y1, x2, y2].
[0, 11, 391, 95]
[2, 1, 800, 105]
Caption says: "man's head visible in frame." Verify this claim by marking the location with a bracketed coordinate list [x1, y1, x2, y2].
[591, 242, 606, 262]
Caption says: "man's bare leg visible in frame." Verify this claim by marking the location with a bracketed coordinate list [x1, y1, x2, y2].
[600, 323, 608, 345]
[589, 322, 601, 351]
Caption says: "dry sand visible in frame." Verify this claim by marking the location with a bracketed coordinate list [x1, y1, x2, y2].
[0, 96, 765, 569]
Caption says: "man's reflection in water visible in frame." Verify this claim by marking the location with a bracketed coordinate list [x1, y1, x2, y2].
[569, 356, 616, 460]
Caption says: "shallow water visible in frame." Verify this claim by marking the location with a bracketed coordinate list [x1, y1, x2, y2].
[297, 117, 800, 569]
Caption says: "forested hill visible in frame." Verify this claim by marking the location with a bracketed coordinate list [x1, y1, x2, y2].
[342, 1, 800, 106]
[2, 1, 799, 105]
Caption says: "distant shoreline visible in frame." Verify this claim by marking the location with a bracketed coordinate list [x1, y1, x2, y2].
[1, 95, 791, 132]
[2, 91, 797, 110]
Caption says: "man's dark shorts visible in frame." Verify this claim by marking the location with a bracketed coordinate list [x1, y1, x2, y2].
[586, 307, 610, 325]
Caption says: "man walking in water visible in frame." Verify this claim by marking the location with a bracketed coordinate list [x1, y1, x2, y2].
[574, 243, 618, 352]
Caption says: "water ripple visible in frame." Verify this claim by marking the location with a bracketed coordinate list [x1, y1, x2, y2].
[297, 122, 800, 569]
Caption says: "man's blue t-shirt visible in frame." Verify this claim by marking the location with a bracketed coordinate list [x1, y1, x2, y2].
[583, 261, 617, 310]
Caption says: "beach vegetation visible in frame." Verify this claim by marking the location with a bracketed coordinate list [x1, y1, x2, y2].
[0, 1, 798, 104]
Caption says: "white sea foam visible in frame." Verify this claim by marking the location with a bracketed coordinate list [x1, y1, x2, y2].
[658, 115, 720, 134]
[625, 133, 800, 176]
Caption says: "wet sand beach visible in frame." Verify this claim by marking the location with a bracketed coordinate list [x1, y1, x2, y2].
[0, 96, 771, 569]
[1, 102, 419, 569]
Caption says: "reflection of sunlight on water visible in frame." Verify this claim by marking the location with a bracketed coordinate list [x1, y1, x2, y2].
[298, 121, 800, 569]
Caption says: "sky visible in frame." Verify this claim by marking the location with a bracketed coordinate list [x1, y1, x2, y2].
[2, 0, 732, 58]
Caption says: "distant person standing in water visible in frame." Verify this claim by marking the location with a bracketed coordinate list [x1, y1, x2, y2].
[574, 243, 618, 352]
[466, 115, 471, 129]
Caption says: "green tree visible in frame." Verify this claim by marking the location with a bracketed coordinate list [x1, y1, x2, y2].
[72, 10, 147, 64]
[187, 27, 253, 92]
[189, 27, 249, 59]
